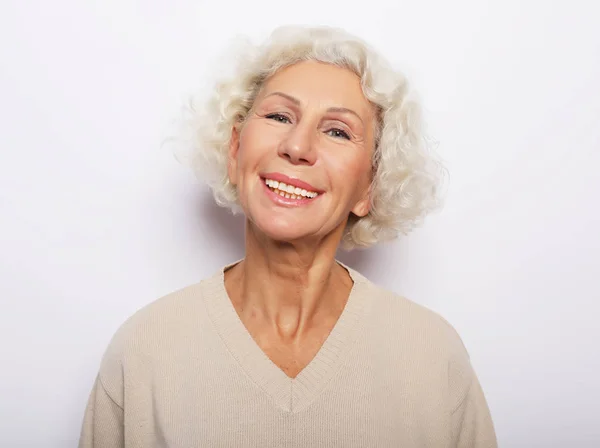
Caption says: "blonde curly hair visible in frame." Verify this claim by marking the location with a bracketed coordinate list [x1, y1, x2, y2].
[174, 25, 446, 249]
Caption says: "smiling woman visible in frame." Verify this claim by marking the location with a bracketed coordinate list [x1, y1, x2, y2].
[188, 26, 444, 250]
[78, 25, 497, 448]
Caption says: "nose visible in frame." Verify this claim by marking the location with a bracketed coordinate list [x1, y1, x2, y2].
[277, 122, 317, 166]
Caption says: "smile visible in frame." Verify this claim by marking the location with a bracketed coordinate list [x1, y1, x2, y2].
[264, 178, 319, 200]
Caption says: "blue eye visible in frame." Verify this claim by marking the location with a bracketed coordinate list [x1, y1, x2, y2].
[266, 113, 291, 123]
[327, 128, 351, 140]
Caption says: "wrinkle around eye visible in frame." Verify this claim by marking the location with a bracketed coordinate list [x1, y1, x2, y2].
[325, 128, 351, 140]
[265, 112, 292, 124]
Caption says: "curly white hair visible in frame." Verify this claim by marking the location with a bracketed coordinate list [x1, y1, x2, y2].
[174, 25, 447, 249]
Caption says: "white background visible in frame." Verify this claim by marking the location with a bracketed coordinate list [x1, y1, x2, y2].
[1, 1, 599, 447]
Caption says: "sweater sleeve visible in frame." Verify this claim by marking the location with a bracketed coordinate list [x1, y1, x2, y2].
[78, 375, 125, 448]
[451, 368, 497, 448]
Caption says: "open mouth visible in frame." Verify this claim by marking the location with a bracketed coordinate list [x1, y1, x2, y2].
[263, 178, 320, 200]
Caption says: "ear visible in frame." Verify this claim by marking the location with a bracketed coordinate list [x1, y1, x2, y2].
[227, 125, 241, 186]
[351, 185, 371, 218]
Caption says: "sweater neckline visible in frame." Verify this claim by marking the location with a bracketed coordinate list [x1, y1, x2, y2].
[201, 260, 370, 413]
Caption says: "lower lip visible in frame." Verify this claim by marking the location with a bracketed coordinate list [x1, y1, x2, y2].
[261, 180, 320, 207]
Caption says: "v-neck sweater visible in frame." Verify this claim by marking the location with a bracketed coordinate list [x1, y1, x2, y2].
[79, 263, 497, 447]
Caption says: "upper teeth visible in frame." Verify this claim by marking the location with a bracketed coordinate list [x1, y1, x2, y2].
[265, 179, 319, 198]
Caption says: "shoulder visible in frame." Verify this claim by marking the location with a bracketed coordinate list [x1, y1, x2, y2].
[96, 274, 218, 403]
[351, 267, 474, 406]
[106, 280, 207, 353]
[350, 266, 467, 354]
[372, 282, 467, 355]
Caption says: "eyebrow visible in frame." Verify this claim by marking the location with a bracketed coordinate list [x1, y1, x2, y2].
[264, 91, 364, 125]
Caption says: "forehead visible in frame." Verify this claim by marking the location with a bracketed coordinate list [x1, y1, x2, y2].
[258, 61, 374, 117]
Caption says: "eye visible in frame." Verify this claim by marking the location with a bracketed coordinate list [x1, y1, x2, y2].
[266, 113, 291, 124]
[326, 128, 351, 140]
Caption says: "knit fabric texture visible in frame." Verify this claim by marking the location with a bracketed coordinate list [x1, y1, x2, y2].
[79, 263, 497, 447]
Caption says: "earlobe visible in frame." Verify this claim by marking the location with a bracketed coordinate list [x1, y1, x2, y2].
[353, 175, 375, 217]
[351, 194, 371, 218]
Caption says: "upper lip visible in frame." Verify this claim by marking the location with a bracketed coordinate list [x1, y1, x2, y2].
[261, 172, 322, 193]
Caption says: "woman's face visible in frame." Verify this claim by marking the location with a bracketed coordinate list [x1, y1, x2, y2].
[228, 60, 376, 246]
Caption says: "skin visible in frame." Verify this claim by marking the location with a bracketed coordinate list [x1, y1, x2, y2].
[224, 60, 377, 378]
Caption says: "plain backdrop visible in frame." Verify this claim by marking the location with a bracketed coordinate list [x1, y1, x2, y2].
[1, 1, 599, 447]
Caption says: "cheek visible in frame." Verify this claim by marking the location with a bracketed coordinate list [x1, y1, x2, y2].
[237, 123, 280, 171]
[324, 151, 372, 194]
[234, 138, 260, 185]
[235, 124, 282, 206]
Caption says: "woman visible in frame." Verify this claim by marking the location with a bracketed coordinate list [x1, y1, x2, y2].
[79, 26, 497, 447]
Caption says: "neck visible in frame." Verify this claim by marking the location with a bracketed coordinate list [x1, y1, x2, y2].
[224, 220, 353, 340]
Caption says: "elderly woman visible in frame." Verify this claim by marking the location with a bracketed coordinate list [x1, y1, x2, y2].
[79, 26, 497, 447]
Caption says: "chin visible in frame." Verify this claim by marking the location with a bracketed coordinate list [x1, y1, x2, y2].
[250, 214, 318, 244]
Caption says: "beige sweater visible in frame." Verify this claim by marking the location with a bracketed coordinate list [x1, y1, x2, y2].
[79, 263, 497, 447]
